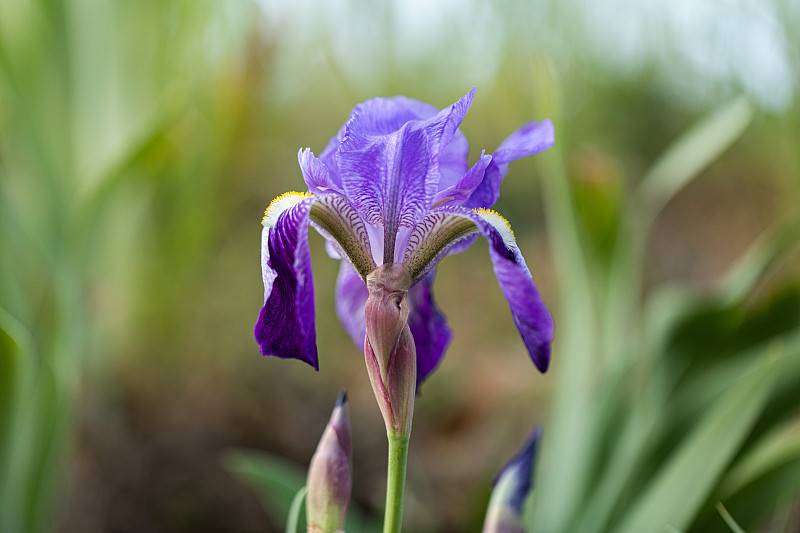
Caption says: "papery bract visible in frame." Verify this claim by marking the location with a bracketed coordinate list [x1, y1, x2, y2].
[307, 392, 352, 533]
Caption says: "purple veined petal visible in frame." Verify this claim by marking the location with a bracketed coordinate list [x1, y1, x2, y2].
[464, 119, 555, 209]
[406, 205, 553, 373]
[255, 191, 378, 369]
[338, 88, 476, 261]
[432, 150, 492, 208]
[318, 122, 348, 181]
[255, 193, 319, 369]
[335, 261, 368, 350]
[299, 148, 344, 195]
[407, 269, 452, 386]
[356, 95, 470, 188]
[437, 129, 470, 191]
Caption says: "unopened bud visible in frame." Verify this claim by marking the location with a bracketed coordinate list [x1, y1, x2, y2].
[364, 264, 416, 435]
[307, 391, 352, 533]
[482, 430, 540, 533]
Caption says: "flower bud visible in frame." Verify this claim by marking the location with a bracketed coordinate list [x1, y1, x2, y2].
[364, 264, 416, 435]
[482, 430, 540, 533]
[306, 391, 352, 533]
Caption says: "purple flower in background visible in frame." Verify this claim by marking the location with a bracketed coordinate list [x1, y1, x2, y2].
[255, 88, 554, 383]
[482, 430, 540, 533]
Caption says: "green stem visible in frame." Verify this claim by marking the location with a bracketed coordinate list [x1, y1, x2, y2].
[383, 430, 410, 533]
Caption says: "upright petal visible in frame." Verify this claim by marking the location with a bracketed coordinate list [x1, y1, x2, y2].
[299, 148, 344, 195]
[432, 151, 493, 208]
[404, 206, 553, 372]
[407, 270, 452, 385]
[337, 89, 475, 261]
[465, 119, 555, 209]
[255, 193, 318, 368]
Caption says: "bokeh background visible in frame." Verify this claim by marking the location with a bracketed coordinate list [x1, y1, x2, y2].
[1, 0, 799, 532]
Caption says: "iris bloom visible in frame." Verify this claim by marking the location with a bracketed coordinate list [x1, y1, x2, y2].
[255, 88, 554, 384]
[483, 430, 540, 533]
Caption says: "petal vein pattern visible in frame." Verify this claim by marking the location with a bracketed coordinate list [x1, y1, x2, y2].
[337, 90, 475, 249]
[309, 194, 376, 279]
[402, 211, 479, 281]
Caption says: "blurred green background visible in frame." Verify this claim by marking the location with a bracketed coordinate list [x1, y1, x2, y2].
[1, 0, 799, 532]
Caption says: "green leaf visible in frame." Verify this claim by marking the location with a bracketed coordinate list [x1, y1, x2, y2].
[614, 344, 781, 533]
[715, 502, 746, 533]
[635, 96, 755, 225]
[222, 449, 306, 529]
[0, 307, 35, 533]
[223, 448, 380, 533]
[721, 417, 800, 499]
[285, 486, 307, 533]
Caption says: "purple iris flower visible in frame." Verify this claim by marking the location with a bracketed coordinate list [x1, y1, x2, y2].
[255, 88, 554, 383]
[483, 429, 540, 533]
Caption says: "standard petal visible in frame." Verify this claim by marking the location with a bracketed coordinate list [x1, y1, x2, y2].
[318, 122, 348, 182]
[255, 194, 318, 368]
[335, 261, 368, 349]
[299, 148, 344, 195]
[465, 119, 555, 209]
[432, 150, 492, 207]
[337, 89, 475, 261]
[408, 206, 553, 372]
[407, 270, 452, 385]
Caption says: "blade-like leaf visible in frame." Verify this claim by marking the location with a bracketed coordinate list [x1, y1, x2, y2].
[636, 96, 755, 226]
[285, 486, 307, 533]
[223, 449, 306, 529]
[614, 344, 781, 533]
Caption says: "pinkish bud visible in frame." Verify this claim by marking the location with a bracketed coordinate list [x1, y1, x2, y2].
[306, 392, 351, 533]
[364, 264, 416, 435]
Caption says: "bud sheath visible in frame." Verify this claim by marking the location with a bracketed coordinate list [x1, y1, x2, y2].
[364, 264, 416, 435]
[306, 392, 352, 533]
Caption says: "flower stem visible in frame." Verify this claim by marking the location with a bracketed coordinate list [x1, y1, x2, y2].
[383, 430, 410, 533]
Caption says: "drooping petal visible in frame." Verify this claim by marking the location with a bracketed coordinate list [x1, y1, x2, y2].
[335, 261, 368, 349]
[403, 210, 480, 282]
[309, 194, 377, 280]
[406, 270, 452, 385]
[255, 193, 318, 368]
[404, 206, 553, 372]
[465, 119, 555, 209]
[337, 89, 475, 261]
[255, 192, 377, 368]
